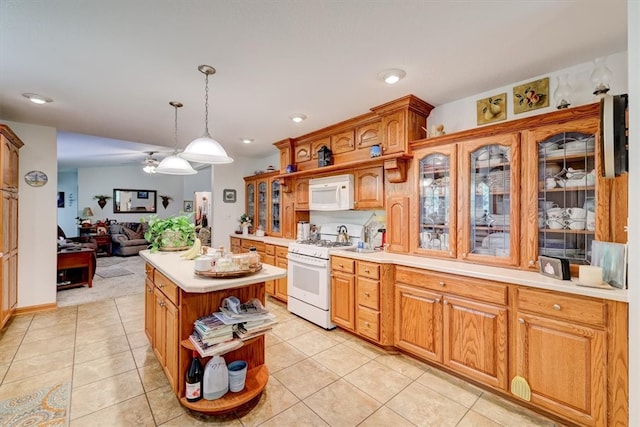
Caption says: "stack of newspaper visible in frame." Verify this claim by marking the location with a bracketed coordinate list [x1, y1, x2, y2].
[216, 297, 277, 340]
[189, 313, 242, 357]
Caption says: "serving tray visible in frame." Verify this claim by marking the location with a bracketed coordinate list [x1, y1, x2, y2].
[159, 246, 191, 252]
[194, 263, 263, 278]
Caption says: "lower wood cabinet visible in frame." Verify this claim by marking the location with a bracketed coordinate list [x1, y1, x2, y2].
[263, 245, 276, 296]
[512, 287, 610, 426]
[151, 275, 179, 391]
[394, 284, 442, 361]
[274, 247, 288, 302]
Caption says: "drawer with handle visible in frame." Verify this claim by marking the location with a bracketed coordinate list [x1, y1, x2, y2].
[517, 288, 606, 326]
[154, 270, 179, 306]
[332, 256, 355, 274]
[357, 261, 380, 280]
[356, 306, 380, 341]
[357, 277, 380, 310]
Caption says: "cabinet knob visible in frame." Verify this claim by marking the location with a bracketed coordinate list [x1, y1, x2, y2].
[439, 281, 445, 287]
[443, 300, 449, 305]
[553, 304, 561, 310]
[518, 318, 525, 324]
[364, 269, 370, 273]
[157, 283, 164, 289]
[529, 260, 535, 266]
[339, 264, 344, 268]
[365, 322, 370, 327]
[364, 292, 370, 297]
[435, 298, 441, 304]
[158, 301, 165, 308]
[147, 287, 152, 293]
[462, 253, 467, 258]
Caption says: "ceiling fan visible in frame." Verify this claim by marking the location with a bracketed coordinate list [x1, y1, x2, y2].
[142, 151, 160, 174]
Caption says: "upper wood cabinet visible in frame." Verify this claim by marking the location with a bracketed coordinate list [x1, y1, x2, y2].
[458, 133, 521, 268]
[295, 142, 311, 163]
[331, 129, 355, 155]
[268, 177, 282, 237]
[294, 178, 309, 210]
[412, 144, 457, 259]
[1, 125, 23, 193]
[310, 137, 331, 161]
[387, 196, 410, 252]
[521, 116, 605, 270]
[381, 111, 406, 154]
[244, 172, 278, 234]
[355, 120, 381, 150]
[274, 139, 293, 174]
[354, 166, 384, 209]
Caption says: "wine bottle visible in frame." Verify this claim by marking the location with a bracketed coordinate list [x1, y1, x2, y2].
[185, 350, 203, 402]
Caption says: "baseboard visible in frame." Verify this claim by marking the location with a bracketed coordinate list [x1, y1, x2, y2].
[14, 303, 57, 315]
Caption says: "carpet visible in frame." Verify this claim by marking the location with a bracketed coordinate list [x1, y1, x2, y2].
[0, 382, 70, 426]
[96, 257, 125, 268]
[96, 267, 133, 278]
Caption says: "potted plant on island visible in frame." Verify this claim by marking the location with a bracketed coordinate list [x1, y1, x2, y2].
[93, 194, 112, 209]
[239, 213, 252, 236]
[143, 214, 195, 253]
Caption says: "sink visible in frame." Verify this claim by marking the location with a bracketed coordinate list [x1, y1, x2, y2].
[342, 247, 377, 254]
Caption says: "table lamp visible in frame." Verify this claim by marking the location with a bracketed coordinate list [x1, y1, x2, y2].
[81, 207, 94, 225]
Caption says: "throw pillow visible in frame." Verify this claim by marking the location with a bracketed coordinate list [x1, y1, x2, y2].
[122, 223, 144, 240]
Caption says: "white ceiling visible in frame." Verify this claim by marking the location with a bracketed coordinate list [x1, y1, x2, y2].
[0, 1, 628, 169]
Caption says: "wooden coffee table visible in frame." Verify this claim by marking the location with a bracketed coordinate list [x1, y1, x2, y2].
[57, 248, 95, 289]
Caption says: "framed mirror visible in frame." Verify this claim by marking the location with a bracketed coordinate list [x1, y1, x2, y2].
[113, 189, 157, 213]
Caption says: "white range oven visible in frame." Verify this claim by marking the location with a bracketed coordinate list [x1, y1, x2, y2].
[287, 223, 362, 329]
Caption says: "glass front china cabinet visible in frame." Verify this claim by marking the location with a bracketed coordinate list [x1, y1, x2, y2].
[458, 133, 521, 267]
[245, 181, 255, 226]
[269, 178, 281, 234]
[257, 179, 268, 231]
[523, 117, 603, 270]
[414, 145, 456, 258]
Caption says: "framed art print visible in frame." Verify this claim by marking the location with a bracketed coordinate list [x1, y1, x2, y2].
[591, 240, 628, 289]
[538, 255, 570, 280]
[183, 200, 193, 212]
[223, 189, 236, 203]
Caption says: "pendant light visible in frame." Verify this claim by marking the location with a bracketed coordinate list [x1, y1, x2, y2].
[180, 65, 234, 164]
[155, 101, 197, 175]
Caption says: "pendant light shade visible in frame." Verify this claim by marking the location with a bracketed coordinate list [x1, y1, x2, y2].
[156, 101, 197, 175]
[180, 65, 234, 164]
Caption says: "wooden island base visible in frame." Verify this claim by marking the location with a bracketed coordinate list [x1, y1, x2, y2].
[141, 250, 287, 415]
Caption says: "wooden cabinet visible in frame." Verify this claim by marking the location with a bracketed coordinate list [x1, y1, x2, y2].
[354, 166, 384, 209]
[144, 276, 155, 343]
[294, 178, 309, 210]
[150, 269, 180, 391]
[355, 120, 381, 150]
[355, 261, 393, 345]
[0, 125, 22, 329]
[512, 288, 607, 426]
[331, 129, 355, 155]
[273, 246, 288, 302]
[310, 137, 331, 162]
[244, 172, 278, 235]
[386, 196, 410, 252]
[230, 237, 241, 254]
[395, 267, 509, 389]
[295, 141, 312, 163]
[458, 132, 521, 267]
[274, 138, 292, 174]
[381, 111, 407, 154]
[330, 256, 355, 330]
[268, 177, 282, 236]
[521, 115, 606, 270]
[412, 144, 457, 258]
[263, 245, 276, 296]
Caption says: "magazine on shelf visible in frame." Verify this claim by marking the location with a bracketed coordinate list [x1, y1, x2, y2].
[189, 333, 243, 358]
[214, 311, 276, 325]
[193, 328, 234, 346]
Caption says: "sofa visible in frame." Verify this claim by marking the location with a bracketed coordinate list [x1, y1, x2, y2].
[109, 222, 150, 256]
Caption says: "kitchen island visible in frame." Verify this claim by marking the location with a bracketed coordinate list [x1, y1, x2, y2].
[140, 249, 287, 414]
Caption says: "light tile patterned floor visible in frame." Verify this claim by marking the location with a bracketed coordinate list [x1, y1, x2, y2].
[0, 294, 565, 426]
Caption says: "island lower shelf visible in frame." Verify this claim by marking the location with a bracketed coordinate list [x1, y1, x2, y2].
[180, 364, 269, 413]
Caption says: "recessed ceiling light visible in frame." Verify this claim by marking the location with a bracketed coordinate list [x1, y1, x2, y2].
[378, 69, 406, 84]
[22, 93, 53, 104]
[241, 138, 254, 144]
[289, 113, 307, 123]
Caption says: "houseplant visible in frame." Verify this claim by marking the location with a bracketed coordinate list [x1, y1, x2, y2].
[93, 194, 112, 209]
[239, 213, 252, 235]
[143, 214, 195, 252]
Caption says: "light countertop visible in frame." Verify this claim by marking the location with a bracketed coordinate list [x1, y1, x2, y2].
[140, 250, 287, 293]
[331, 249, 629, 303]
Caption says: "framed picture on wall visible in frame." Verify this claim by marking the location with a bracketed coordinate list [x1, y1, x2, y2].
[57, 192, 65, 208]
[137, 191, 149, 199]
[223, 189, 236, 203]
[183, 200, 193, 212]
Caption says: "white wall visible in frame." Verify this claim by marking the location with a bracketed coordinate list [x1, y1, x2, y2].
[627, 3, 638, 425]
[4, 120, 59, 309]
[57, 170, 78, 237]
[429, 51, 628, 134]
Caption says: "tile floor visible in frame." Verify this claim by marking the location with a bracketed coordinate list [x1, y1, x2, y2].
[0, 294, 564, 426]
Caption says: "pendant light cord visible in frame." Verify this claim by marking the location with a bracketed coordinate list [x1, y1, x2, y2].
[174, 105, 179, 153]
[204, 72, 210, 135]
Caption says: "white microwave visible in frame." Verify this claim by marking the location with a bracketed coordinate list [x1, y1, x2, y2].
[308, 174, 354, 211]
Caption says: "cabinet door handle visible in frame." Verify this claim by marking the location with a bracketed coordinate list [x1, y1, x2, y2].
[553, 304, 561, 310]
[518, 318, 525, 324]
[439, 281, 445, 287]
[364, 268, 370, 273]
[529, 260, 535, 266]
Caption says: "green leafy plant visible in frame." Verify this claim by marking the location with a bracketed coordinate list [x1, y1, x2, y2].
[239, 213, 252, 226]
[142, 214, 195, 253]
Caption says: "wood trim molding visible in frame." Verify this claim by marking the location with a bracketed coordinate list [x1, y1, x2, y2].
[15, 303, 57, 315]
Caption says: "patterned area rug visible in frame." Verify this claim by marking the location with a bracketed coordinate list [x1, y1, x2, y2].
[96, 257, 125, 268]
[0, 383, 70, 426]
[96, 267, 133, 278]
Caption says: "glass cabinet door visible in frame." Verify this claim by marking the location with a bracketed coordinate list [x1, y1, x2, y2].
[270, 178, 281, 235]
[523, 116, 601, 269]
[245, 181, 255, 225]
[257, 179, 268, 231]
[459, 133, 520, 267]
[414, 145, 456, 257]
